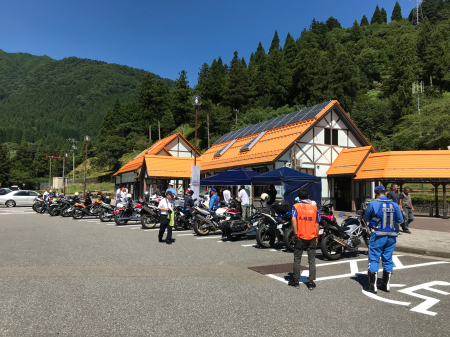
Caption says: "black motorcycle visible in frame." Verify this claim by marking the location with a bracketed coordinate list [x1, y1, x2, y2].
[72, 194, 102, 219]
[139, 193, 160, 229]
[320, 202, 372, 260]
[221, 212, 263, 241]
[114, 198, 142, 226]
[98, 196, 114, 222]
[255, 200, 292, 249]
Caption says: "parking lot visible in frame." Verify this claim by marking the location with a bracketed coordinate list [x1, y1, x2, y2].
[1, 207, 450, 336]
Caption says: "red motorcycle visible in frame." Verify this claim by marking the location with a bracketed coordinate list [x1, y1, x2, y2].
[114, 195, 144, 225]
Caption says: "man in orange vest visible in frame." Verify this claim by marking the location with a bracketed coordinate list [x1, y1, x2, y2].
[288, 188, 320, 290]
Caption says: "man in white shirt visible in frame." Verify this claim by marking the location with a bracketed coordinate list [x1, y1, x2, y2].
[120, 187, 127, 202]
[39, 188, 50, 213]
[115, 186, 122, 203]
[239, 186, 250, 219]
[223, 188, 231, 205]
[158, 191, 175, 244]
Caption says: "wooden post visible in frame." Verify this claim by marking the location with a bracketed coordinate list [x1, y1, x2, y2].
[434, 183, 440, 217]
[443, 183, 448, 219]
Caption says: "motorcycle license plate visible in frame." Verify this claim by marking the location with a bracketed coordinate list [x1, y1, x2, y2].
[319, 229, 324, 235]
[277, 224, 283, 229]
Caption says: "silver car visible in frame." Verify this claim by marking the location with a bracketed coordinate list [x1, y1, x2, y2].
[0, 190, 41, 207]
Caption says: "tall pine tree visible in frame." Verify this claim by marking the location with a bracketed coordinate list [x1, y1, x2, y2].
[361, 15, 370, 26]
[224, 51, 251, 110]
[33, 140, 49, 178]
[380, 7, 388, 23]
[171, 70, 192, 127]
[269, 31, 280, 54]
[391, 1, 403, 21]
[371, 5, 382, 24]
[0, 144, 11, 187]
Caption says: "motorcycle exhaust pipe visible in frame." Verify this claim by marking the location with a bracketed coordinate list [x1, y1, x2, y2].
[333, 237, 347, 246]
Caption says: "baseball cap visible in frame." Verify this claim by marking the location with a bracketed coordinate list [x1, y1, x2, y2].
[211, 188, 217, 192]
[374, 186, 386, 193]
[165, 190, 174, 196]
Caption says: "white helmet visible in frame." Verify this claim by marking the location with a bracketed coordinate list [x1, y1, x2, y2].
[260, 193, 269, 201]
[126, 193, 132, 199]
[74, 192, 79, 196]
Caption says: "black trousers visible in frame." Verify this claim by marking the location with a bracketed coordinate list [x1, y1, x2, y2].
[158, 215, 172, 242]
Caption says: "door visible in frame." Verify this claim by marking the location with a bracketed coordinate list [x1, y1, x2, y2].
[28, 191, 38, 205]
[13, 191, 29, 206]
[334, 178, 352, 211]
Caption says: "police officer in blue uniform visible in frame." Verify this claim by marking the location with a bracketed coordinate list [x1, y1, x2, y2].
[363, 186, 403, 294]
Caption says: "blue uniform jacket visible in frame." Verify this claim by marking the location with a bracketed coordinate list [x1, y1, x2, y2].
[209, 194, 219, 211]
[364, 196, 403, 234]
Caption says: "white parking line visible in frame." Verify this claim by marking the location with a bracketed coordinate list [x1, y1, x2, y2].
[242, 244, 258, 247]
[175, 233, 195, 236]
[196, 236, 222, 239]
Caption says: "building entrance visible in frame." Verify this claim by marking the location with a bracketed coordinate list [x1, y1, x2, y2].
[334, 177, 352, 211]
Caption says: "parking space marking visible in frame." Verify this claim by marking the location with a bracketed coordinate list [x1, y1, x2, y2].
[175, 233, 195, 236]
[196, 236, 222, 239]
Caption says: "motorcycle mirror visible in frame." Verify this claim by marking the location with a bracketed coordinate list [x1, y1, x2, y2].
[338, 213, 345, 217]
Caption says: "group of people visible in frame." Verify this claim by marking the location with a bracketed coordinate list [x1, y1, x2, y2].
[289, 184, 405, 293]
[114, 185, 128, 203]
[387, 184, 414, 234]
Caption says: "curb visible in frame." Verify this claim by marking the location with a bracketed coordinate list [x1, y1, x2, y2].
[394, 245, 450, 259]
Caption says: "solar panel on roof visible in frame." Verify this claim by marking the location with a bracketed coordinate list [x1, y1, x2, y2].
[214, 101, 332, 144]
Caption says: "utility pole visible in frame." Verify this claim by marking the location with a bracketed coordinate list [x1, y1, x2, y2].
[158, 120, 161, 140]
[149, 123, 152, 140]
[233, 109, 239, 124]
[207, 109, 210, 149]
[411, 0, 424, 26]
[67, 138, 78, 184]
[412, 81, 424, 113]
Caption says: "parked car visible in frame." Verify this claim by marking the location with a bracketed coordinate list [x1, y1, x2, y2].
[0, 188, 12, 195]
[9, 185, 20, 191]
[0, 190, 41, 207]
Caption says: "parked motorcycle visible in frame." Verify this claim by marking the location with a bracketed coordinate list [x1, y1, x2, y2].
[98, 196, 115, 222]
[32, 196, 44, 213]
[114, 195, 142, 225]
[255, 200, 292, 249]
[72, 193, 102, 219]
[139, 193, 160, 229]
[221, 211, 263, 241]
[61, 194, 81, 217]
[320, 201, 371, 260]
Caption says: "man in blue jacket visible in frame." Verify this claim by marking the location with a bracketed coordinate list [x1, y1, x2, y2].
[209, 188, 219, 211]
[363, 186, 403, 294]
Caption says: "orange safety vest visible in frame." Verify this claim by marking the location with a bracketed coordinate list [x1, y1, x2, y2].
[293, 202, 318, 240]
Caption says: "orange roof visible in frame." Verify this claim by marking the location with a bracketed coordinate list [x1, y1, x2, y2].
[201, 101, 341, 171]
[355, 151, 450, 180]
[144, 155, 202, 178]
[327, 146, 375, 176]
[113, 133, 199, 176]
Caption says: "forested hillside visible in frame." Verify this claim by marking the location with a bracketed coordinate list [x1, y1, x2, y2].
[0, 50, 173, 145]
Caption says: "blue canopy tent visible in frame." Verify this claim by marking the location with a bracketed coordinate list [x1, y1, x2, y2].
[200, 167, 261, 186]
[251, 167, 322, 209]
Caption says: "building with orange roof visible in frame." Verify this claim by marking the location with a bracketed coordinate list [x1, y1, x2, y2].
[200, 100, 371, 201]
[113, 133, 200, 197]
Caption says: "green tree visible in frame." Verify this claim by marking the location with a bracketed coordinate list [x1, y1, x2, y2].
[95, 135, 130, 170]
[171, 70, 192, 127]
[196, 63, 210, 100]
[350, 20, 363, 42]
[352, 99, 394, 141]
[265, 48, 291, 108]
[208, 58, 226, 104]
[330, 50, 360, 111]
[33, 140, 49, 178]
[269, 31, 280, 54]
[380, 7, 388, 23]
[224, 51, 252, 110]
[391, 1, 403, 21]
[326, 16, 342, 31]
[0, 143, 11, 187]
[361, 15, 370, 26]
[371, 5, 382, 24]
[252, 42, 266, 66]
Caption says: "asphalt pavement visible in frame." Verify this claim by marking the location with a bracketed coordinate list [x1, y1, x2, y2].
[1, 206, 450, 336]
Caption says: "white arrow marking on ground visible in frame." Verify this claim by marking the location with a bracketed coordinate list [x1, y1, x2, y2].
[398, 281, 450, 316]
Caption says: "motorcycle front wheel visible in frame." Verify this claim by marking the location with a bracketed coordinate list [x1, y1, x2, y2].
[283, 227, 295, 252]
[193, 218, 210, 236]
[141, 214, 157, 229]
[256, 225, 273, 248]
[32, 203, 40, 213]
[99, 210, 113, 222]
[72, 207, 84, 219]
[48, 206, 59, 216]
[320, 234, 343, 260]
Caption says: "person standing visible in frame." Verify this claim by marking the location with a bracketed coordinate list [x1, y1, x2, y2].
[158, 191, 175, 245]
[154, 185, 161, 196]
[363, 186, 403, 293]
[39, 188, 50, 213]
[120, 186, 127, 203]
[289, 188, 320, 290]
[399, 187, 414, 234]
[266, 184, 277, 205]
[387, 183, 401, 234]
[184, 190, 195, 229]
[114, 185, 122, 203]
[166, 183, 177, 196]
[223, 187, 231, 205]
[209, 188, 219, 211]
[239, 186, 250, 219]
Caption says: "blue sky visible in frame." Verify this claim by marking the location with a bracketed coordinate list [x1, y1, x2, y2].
[1, 0, 414, 85]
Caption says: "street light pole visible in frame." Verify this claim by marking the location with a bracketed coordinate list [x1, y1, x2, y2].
[83, 135, 90, 198]
[63, 153, 68, 195]
[191, 96, 202, 166]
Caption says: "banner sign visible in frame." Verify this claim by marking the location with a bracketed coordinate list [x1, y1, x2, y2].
[190, 165, 201, 205]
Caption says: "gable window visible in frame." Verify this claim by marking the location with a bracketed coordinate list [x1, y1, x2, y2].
[324, 129, 331, 145]
[332, 129, 338, 145]
[324, 129, 339, 146]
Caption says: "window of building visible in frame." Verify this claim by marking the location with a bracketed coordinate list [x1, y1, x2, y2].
[332, 129, 338, 145]
[214, 139, 236, 157]
[240, 131, 266, 152]
[324, 128, 331, 145]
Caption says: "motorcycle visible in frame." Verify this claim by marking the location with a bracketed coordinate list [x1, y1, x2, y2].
[221, 211, 263, 241]
[320, 201, 372, 260]
[72, 194, 102, 219]
[48, 196, 64, 216]
[61, 194, 81, 217]
[255, 205, 292, 249]
[114, 195, 142, 225]
[98, 196, 115, 222]
[283, 197, 344, 252]
[139, 193, 160, 229]
[33, 196, 44, 213]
